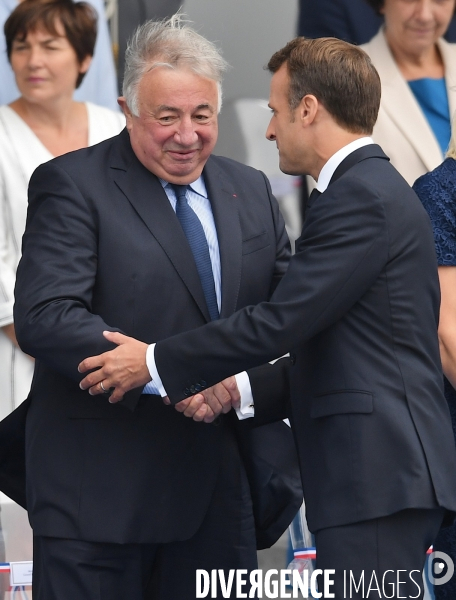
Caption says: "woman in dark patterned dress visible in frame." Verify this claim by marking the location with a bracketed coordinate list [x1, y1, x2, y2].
[414, 133, 456, 600]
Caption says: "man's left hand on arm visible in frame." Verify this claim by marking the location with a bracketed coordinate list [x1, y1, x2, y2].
[78, 331, 151, 403]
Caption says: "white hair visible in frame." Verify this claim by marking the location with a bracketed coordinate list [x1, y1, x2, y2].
[122, 13, 229, 116]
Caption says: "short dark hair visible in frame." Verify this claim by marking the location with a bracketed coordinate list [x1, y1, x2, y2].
[5, 0, 97, 88]
[267, 37, 381, 135]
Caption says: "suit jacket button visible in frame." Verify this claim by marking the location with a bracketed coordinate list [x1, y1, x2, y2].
[290, 353, 296, 366]
[184, 388, 191, 397]
[200, 380, 207, 387]
[194, 384, 202, 392]
[190, 385, 196, 394]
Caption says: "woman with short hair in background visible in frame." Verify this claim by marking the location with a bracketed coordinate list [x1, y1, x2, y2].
[0, 0, 119, 108]
[362, 0, 456, 185]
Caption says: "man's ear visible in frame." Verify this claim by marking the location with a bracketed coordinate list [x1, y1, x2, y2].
[299, 94, 319, 126]
[118, 97, 134, 130]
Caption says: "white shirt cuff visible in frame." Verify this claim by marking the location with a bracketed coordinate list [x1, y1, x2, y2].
[234, 371, 254, 420]
[146, 343, 167, 397]
[146, 344, 255, 419]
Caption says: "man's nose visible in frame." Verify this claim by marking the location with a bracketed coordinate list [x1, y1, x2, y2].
[175, 118, 198, 145]
[266, 118, 276, 141]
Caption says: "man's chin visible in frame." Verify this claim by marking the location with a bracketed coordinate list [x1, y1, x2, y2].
[163, 163, 205, 184]
[279, 162, 303, 177]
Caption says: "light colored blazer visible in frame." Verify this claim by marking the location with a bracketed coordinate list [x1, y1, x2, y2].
[362, 29, 456, 185]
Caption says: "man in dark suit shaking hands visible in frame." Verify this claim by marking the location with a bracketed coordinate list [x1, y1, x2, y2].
[13, 15, 298, 600]
[80, 37, 456, 598]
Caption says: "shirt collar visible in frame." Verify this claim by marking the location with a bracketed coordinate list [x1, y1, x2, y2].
[316, 137, 374, 193]
[160, 175, 208, 198]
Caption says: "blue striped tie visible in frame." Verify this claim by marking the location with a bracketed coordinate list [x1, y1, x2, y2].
[171, 184, 219, 321]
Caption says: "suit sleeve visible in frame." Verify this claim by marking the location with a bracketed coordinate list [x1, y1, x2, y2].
[14, 161, 124, 384]
[155, 176, 389, 403]
[247, 357, 291, 425]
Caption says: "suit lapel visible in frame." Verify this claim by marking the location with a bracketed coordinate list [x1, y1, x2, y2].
[367, 30, 442, 172]
[439, 38, 456, 126]
[109, 130, 212, 321]
[203, 157, 243, 318]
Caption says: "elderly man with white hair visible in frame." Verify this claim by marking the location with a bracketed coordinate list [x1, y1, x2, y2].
[12, 14, 299, 600]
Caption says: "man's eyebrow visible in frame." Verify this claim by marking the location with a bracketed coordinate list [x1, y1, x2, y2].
[156, 104, 215, 113]
[193, 104, 217, 116]
[157, 105, 179, 112]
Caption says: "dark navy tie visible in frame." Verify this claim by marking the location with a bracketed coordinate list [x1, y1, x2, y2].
[171, 184, 219, 321]
[303, 187, 321, 221]
[308, 188, 321, 204]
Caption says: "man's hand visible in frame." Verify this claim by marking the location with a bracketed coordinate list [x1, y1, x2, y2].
[168, 376, 241, 423]
[78, 331, 151, 403]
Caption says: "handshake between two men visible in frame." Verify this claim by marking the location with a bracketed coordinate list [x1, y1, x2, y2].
[78, 330, 241, 423]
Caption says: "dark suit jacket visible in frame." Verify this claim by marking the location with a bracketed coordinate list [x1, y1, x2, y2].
[155, 144, 456, 532]
[297, 0, 456, 45]
[13, 129, 292, 544]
